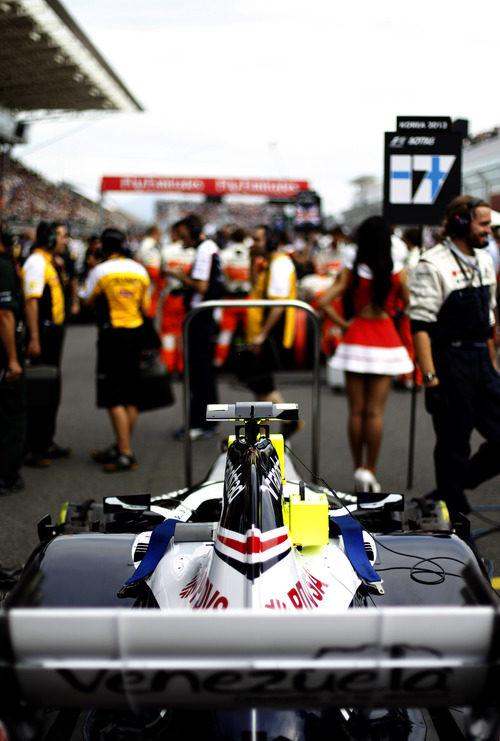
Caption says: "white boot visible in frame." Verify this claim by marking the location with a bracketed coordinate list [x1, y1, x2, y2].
[353, 467, 381, 493]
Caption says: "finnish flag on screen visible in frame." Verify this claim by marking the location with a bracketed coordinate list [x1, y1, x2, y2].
[390, 155, 456, 205]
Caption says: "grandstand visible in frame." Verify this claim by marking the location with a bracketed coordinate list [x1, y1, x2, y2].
[0, 0, 143, 232]
[3, 156, 139, 234]
[156, 198, 295, 233]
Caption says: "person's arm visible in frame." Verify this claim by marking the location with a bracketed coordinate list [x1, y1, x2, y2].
[69, 276, 80, 316]
[397, 267, 410, 308]
[317, 267, 352, 330]
[166, 267, 208, 296]
[488, 337, 498, 371]
[78, 266, 100, 307]
[412, 330, 439, 387]
[24, 297, 41, 358]
[250, 306, 285, 348]
[0, 308, 22, 380]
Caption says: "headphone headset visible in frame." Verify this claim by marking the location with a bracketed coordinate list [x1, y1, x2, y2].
[36, 221, 57, 249]
[259, 225, 280, 253]
[448, 197, 483, 238]
[266, 229, 280, 253]
[0, 222, 15, 249]
[101, 228, 126, 254]
[182, 215, 203, 242]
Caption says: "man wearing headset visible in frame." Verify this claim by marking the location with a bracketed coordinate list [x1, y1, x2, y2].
[22, 220, 69, 467]
[165, 213, 223, 440]
[241, 225, 299, 438]
[409, 195, 498, 520]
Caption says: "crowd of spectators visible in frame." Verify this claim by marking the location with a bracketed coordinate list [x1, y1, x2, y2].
[1, 156, 137, 234]
[463, 126, 500, 148]
[155, 199, 291, 234]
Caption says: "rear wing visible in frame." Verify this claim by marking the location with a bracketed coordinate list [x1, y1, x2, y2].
[2, 607, 499, 711]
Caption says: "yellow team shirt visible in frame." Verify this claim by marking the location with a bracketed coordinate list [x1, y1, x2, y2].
[247, 252, 297, 348]
[22, 248, 65, 325]
[80, 255, 150, 328]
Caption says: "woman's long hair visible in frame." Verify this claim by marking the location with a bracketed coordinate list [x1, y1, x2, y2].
[352, 216, 393, 310]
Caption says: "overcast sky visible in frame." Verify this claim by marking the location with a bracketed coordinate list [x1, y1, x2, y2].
[16, 0, 500, 222]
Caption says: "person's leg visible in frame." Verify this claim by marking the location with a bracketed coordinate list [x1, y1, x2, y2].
[345, 372, 367, 469]
[425, 379, 473, 516]
[362, 374, 392, 471]
[188, 314, 218, 429]
[108, 405, 133, 456]
[42, 324, 64, 451]
[466, 359, 500, 489]
[0, 377, 26, 484]
[126, 405, 138, 437]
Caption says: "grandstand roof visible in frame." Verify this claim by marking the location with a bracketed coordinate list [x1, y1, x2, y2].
[0, 0, 143, 115]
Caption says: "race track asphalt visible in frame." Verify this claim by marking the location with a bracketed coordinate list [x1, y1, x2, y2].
[1, 322, 500, 585]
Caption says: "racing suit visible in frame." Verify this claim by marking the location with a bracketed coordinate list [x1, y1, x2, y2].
[136, 235, 164, 321]
[159, 240, 195, 374]
[409, 238, 500, 517]
[215, 239, 251, 368]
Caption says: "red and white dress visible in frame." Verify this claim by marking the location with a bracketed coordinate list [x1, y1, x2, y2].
[329, 264, 413, 376]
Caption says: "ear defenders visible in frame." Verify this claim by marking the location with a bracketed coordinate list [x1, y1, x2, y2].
[448, 197, 484, 238]
[36, 221, 57, 249]
[100, 228, 126, 254]
[178, 214, 203, 242]
[266, 230, 280, 252]
[0, 223, 15, 249]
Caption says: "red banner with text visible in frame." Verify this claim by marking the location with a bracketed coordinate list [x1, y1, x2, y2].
[100, 176, 309, 199]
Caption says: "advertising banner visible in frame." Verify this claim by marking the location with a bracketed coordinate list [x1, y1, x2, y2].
[101, 176, 309, 199]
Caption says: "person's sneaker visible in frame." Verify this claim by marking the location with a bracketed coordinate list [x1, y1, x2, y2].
[46, 442, 72, 458]
[102, 452, 137, 473]
[24, 452, 51, 468]
[0, 474, 24, 495]
[173, 426, 217, 441]
[91, 443, 119, 464]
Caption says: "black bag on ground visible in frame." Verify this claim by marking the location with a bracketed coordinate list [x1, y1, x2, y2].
[24, 364, 61, 408]
[137, 352, 174, 412]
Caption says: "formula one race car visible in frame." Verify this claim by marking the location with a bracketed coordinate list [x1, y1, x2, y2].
[1, 400, 500, 741]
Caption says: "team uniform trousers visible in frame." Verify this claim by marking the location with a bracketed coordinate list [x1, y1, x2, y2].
[188, 311, 219, 428]
[97, 326, 143, 408]
[25, 323, 64, 456]
[428, 341, 500, 516]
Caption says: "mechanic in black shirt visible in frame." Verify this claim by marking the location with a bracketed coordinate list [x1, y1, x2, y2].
[0, 223, 26, 494]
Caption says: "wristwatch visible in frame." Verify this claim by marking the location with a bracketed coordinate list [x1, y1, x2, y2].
[423, 372, 437, 385]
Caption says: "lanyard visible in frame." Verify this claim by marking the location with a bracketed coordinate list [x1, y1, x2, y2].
[446, 239, 482, 287]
